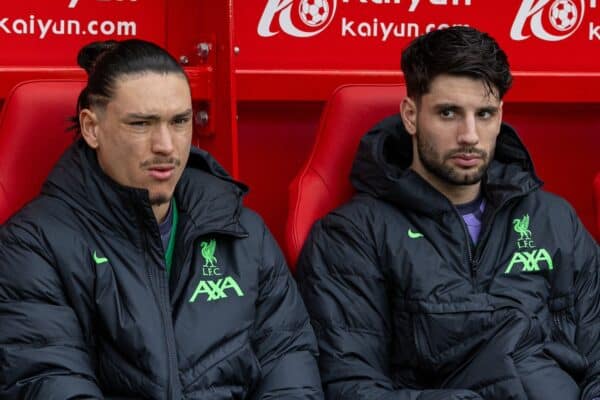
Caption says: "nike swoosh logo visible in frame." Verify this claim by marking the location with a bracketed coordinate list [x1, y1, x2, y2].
[93, 251, 108, 265]
[407, 229, 424, 239]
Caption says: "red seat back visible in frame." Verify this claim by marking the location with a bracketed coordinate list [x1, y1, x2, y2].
[0, 80, 84, 223]
[285, 84, 407, 268]
[595, 172, 600, 235]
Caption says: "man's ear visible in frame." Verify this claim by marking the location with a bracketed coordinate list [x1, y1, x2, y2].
[79, 109, 100, 149]
[400, 96, 417, 136]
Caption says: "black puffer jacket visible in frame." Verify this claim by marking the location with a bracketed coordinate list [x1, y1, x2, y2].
[0, 140, 323, 400]
[297, 115, 600, 400]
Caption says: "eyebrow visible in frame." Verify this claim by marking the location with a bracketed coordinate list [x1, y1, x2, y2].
[434, 103, 460, 111]
[433, 103, 500, 113]
[124, 108, 193, 121]
[478, 106, 500, 113]
[172, 109, 194, 119]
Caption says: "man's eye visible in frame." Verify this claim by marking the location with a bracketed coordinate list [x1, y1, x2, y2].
[173, 117, 190, 125]
[129, 121, 149, 127]
[440, 109, 455, 118]
[478, 111, 493, 119]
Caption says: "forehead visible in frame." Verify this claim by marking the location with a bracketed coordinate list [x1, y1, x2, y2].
[423, 74, 501, 107]
[107, 72, 191, 115]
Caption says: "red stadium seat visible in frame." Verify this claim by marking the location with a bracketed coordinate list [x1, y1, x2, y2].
[0, 80, 84, 224]
[595, 172, 600, 235]
[285, 84, 407, 269]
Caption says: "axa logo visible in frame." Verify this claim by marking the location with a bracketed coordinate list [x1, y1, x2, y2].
[258, 0, 337, 38]
[68, 0, 138, 9]
[189, 276, 245, 302]
[511, 0, 586, 41]
[504, 248, 554, 273]
[504, 214, 554, 274]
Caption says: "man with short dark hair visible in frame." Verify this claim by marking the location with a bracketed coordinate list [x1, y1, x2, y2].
[0, 39, 323, 400]
[297, 26, 600, 400]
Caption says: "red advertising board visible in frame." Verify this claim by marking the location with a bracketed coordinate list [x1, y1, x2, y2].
[235, 0, 600, 73]
[0, 0, 166, 66]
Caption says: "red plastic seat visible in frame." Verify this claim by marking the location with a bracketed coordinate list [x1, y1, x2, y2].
[285, 84, 407, 269]
[0, 79, 85, 224]
[595, 172, 600, 235]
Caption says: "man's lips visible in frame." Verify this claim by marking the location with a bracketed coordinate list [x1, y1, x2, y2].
[450, 154, 482, 167]
[147, 165, 175, 180]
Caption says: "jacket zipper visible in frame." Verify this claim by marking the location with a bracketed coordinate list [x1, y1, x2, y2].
[471, 208, 499, 263]
[160, 261, 180, 400]
[142, 224, 179, 400]
[453, 200, 504, 288]
[452, 207, 476, 284]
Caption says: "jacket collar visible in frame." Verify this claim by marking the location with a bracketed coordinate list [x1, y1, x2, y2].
[350, 115, 542, 216]
[42, 139, 248, 238]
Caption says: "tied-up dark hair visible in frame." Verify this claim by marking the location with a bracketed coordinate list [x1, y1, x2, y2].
[74, 40, 118, 115]
[70, 39, 187, 133]
[401, 26, 513, 101]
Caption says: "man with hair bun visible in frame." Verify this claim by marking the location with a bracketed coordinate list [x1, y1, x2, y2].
[297, 26, 600, 400]
[0, 39, 323, 399]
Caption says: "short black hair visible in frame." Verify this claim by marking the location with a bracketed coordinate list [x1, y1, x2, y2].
[401, 26, 512, 101]
[72, 39, 187, 132]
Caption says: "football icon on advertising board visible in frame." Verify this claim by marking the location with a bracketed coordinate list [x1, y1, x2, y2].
[299, 0, 330, 27]
[258, 0, 337, 37]
[511, 0, 586, 41]
[549, 0, 578, 30]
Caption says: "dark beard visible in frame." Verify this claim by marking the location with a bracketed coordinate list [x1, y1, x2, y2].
[149, 194, 170, 206]
[416, 134, 492, 186]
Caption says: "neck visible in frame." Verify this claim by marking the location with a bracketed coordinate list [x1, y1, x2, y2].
[411, 163, 482, 205]
[436, 180, 481, 205]
[153, 201, 171, 223]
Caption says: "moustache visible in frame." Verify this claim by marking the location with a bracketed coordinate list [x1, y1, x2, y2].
[139, 157, 181, 168]
[445, 148, 487, 159]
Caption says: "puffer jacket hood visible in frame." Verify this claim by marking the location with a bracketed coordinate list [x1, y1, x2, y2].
[42, 138, 249, 239]
[350, 115, 542, 214]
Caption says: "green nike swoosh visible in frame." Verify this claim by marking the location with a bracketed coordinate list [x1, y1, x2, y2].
[407, 229, 424, 239]
[93, 251, 108, 265]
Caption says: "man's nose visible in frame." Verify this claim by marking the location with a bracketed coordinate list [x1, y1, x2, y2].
[152, 123, 174, 155]
[457, 115, 479, 146]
